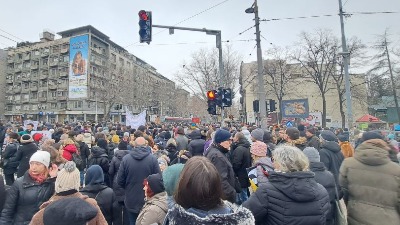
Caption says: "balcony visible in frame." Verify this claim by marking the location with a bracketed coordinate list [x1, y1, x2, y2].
[48, 96, 57, 101]
[15, 67, 22, 72]
[31, 74, 38, 80]
[39, 97, 47, 102]
[59, 61, 68, 67]
[59, 72, 68, 78]
[14, 87, 22, 93]
[58, 96, 67, 101]
[39, 73, 48, 80]
[61, 47, 69, 54]
[31, 64, 39, 70]
[49, 83, 57, 89]
[30, 98, 38, 103]
[39, 86, 47, 91]
[30, 86, 38, 92]
[6, 99, 13, 104]
[41, 51, 49, 57]
[50, 61, 59, 67]
[7, 58, 14, 63]
[57, 84, 68, 91]
[21, 76, 30, 82]
[21, 88, 29, 94]
[23, 54, 31, 61]
[6, 79, 13, 84]
[22, 98, 30, 103]
[6, 68, 14, 74]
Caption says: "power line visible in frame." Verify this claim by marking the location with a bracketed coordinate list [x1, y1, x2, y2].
[125, 0, 232, 48]
[0, 28, 24, 41]
[132, 39, 255, 47]
[0, 34, 18, 43]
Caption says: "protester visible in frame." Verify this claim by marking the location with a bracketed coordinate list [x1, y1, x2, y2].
[243, 145, 330, 225]
[284, 127, 307, 150]
[338, 134, 354, 158]
[306, 127, 320, 150]
[1, 132, 20, 185]
[175, 126, 188, 151]
[15, 134, 38, 178]
[162, 164, 185, 209]
[0, 175, 5, 213]
[0, 151, 58, 224]
[247, 141, 274, 191]
[340, 138, 400, 225]
[165, 138, 178, 163]
[187, 129, 206, 157]
[88, 146, 110, 187]
[262, 131, 276, 157]
[60, 138, 78, 161]
[164, 156, 255, 225]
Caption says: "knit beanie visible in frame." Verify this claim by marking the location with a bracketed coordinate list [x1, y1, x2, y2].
[320, 130, 338, 142]
[361, 131, 384, 142]
[250, 141, 267, 157]
[55, 161, 80, 193]
[85, 165, 104, 186]
[214, 129, 231, 144]
[251, 128, 264, 142]
[162, 164, 184, 196]
[147, 173, 165, 194]
[303, 147, 320, 162]
[118, 141, 128, 150]
[29, 151, 50, 167]
[111, 135, 120, 143]
[337, 134, 349, 142]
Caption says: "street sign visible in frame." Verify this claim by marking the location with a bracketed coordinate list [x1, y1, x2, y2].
[286, 121, 293, 127]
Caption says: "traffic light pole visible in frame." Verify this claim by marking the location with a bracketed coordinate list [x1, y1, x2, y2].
[152, 25, 225, 123]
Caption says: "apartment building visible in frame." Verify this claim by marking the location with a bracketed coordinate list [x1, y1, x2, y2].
[240, 60, 368, 127]
[4, 25, 179, 123]
[0, 49, 6, 118]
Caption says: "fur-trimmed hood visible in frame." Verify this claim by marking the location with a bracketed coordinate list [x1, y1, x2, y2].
[165, 201, 255, 225]
[286, 137, 308, 150]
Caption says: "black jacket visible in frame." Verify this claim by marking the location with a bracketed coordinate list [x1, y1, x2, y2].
[243, 171, 330, 225]
[109, 149, 129, 201]
[309, 162, 336, 225]
[2, 141, 20, 175]
[206, 143, 237, 203]
[307, 135, 321, 150]
[166, 144, 178, 163]
[15, 142, 38, 178]
[51, 131, 63, 143]
[77, 141, 91, 169]
[187, 130, 206, 157]
[88, 147, 110, 186]
[117, 146, 160, 213]
[0, 175, 5, 213]
[80, 184, 117, 225]
[230, 138, 251, 188]
[0, 172, 56, 225]
[320, 141, 344, 194]
[108, 143, 118, 160]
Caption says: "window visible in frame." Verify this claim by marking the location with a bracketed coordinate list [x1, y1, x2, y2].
[34, 50, 40, 56]
[60, 102, 67, 109]
[31, 104, 38, 110]
[15, 105, 21, 111]
[39, 91, 47, 98]
[31, 92, 38, 99]
[42, 58, 48, 65]
[23, 82, 29, 89]
[23, 94, 29, 100]
[50, 91, 57, 97]
[112, 54, 116, 63]
[72, 101, 83, 108]
[119, 57, 124, 66]
[50, 103, 57, 109]
[6, 106, 12, 111]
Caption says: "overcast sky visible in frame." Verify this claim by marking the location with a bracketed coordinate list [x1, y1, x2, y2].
[0, 0, 399, 81]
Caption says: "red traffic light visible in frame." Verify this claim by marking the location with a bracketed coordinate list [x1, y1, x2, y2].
[139, 10, 148, 20]
[207, 90, 216, 100]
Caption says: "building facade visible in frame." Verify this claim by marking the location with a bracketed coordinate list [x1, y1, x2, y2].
[240, 60, 368, 127]
[3, 25, 181, 123]
[0, 49, 6, 118]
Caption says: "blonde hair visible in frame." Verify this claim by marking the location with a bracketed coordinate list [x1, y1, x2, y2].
[63, 138, 75, 146]
[273, 145, 309, 172]
[75, 134, 84, 142]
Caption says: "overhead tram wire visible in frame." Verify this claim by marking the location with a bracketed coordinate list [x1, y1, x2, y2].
[124, 0, 232, 48]
[0, 28, 24, 41]
[132, 39, 255, 47]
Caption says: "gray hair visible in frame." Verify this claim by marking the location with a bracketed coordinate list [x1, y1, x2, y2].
[273, 145, 309, 172]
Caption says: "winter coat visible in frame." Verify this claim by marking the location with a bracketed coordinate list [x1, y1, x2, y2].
[108, 143, 118, 160]
[83, 132, 95, 149]
[203, 139, 212, 155]
[339, 139, 400, 225]
[230, 138, 252, 188]
[88, 147, 110, 186]
[243, 171, 330, 225]
[15, 142, 38, 178]
[29, 192, 107, 225]
[247, 157, 274, 187]
[320, 141, 344, 195]
[187, 130, 206, 157]
[136, 192, 168, 225]
[205, 144, 237, 203]
[80, 184, 117, 225]
[309, 162, 336, 225]
[164, 201, 255, 225]
[165, 144, 178, 163]
[51, 131, 63, 143]
[109, 149, 129, 201]
[285, 137, 308, 150]
[62, 144, 77, 161]
[0, 172, 55, 225]
[117, 146, 161, 213]
[78, 141, 91, 169]
[307, 135, 321, 150]
[2, 141, 20, 175]
[175, 134, 188, 152]
[0, 175, 6, 213]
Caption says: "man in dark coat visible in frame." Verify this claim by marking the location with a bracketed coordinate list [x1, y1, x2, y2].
[2, 132, 20, 185]
[187, 129, 206, 157]
[306, 127, 321, 150]
[304, 147, 336, 225]
[205, 129, 237, 203]
[15, 134, 38, 178]
[117, 137, 160, 225]
[230, 131, 251, 204]
[319, 130, 344, 196]
[88, 146, 110, 187]
[175, 127, 188, 152]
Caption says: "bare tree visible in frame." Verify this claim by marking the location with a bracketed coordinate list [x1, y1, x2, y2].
[293, 29, 338, 127]
[369, 29, 400, 121]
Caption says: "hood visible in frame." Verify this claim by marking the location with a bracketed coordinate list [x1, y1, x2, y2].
[234, 138, 251, 149]
[91, 146, 106, 157]
[321, 141, 341, 153]
[309, 162, 327, 172]
[287, 137, 307, 147]
[268, 171, 320, 202]
[115, 149, 129, 160]
[167, 201, 255, 225]
[80, 183, 108, 194]
[85, 165, 104, 185]
[63, 144, 77, 152]
[355, 139, 391, 166]
[255, 157, 274, 170]
[189, 130, 202, 140]
[130, 146, 151, 160]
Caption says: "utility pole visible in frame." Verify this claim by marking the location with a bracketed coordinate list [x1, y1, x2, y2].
[247, 0, 267, 128]
[338, 0, 352, 129]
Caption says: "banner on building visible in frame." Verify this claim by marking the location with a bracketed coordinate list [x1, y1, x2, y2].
[281, 99, 309, 118]
[69, 34, 89, 99]
[126, 110, 147, 129]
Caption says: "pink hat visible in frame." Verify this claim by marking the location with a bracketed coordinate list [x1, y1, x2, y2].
[250, 141, 267, 157]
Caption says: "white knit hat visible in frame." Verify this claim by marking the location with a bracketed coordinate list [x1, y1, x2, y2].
[55, 161, 80, 193]
[29, 151, 50, 167]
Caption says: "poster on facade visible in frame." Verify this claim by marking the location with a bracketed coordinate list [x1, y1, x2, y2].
[281, 99, 309, 118]
[69, 34, 89, 99]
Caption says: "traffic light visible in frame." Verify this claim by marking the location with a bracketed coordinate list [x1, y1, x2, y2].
[222, 88, 232, 107]
[207, 90, 217, 115]
[216, 87, 223, 107]
[138, 10, 152, 44]
[269, 99, 276, 112]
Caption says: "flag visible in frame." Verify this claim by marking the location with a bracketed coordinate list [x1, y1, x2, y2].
[126, 109, 147, 129]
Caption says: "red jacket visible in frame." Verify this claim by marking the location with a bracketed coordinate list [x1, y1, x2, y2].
[62, 144, 77, 161]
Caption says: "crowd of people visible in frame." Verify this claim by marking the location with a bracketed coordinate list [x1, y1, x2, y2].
[0, 121, 399, 225]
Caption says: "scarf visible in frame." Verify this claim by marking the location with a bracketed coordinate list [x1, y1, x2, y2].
[29, 170, 48, 184]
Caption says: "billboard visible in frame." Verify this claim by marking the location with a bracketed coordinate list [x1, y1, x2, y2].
[281, 99, 309, 118]
[69, 34, 89, 99]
